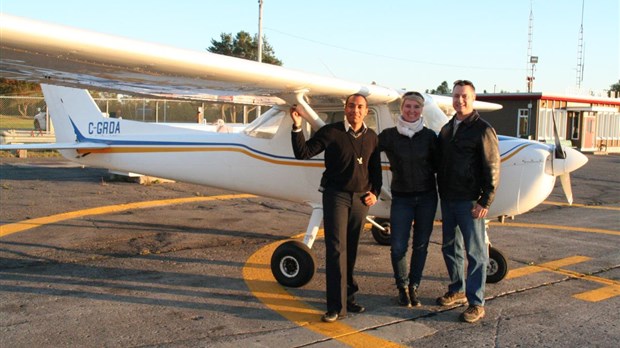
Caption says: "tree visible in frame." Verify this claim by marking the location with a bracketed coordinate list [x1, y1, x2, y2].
[0, 78, 40, 96]
[610, 80, 620, 94]
[0, 78, 42, 117]
[425, 81, 451, 95]
[208, 31, 282, 66]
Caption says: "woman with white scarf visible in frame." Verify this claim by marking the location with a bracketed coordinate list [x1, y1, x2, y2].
[378, 91, 438, 308]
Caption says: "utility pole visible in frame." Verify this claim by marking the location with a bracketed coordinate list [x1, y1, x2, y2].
[258, 0, 263, 64]
[257, 0, 264, 118]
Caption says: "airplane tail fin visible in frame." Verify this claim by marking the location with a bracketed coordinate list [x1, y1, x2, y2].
[41, 84, 107, 144]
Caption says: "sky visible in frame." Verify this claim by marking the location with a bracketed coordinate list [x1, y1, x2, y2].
[1, 0, 618, 96]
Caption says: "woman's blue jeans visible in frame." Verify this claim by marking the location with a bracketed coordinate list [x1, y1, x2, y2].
[390, 190, 438, 289]
[440, 199, 488, 306]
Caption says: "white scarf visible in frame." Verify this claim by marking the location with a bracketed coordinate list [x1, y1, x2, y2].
[397, 115, 424, 138]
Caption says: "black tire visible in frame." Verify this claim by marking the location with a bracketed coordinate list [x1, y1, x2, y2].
[371, 219, 391, 246]
[270, 240, 317, 288]
[486, 246, 508, 283]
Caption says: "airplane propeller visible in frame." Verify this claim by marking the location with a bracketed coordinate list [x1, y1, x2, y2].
[549, 111, 587, 205]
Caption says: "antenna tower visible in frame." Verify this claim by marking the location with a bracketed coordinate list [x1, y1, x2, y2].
[526, 1, 536, 92]
[576, 0, 585, 88]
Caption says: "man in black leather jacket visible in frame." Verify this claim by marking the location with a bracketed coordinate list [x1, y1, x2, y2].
[436, 80, 500, 323]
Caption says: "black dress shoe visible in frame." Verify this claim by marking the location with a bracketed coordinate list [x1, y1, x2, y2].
[346, 301, 365, 313]
[321, 311, 339, 323]
[398, 287, 412, 307]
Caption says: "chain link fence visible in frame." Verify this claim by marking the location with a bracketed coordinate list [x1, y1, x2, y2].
[0, 95, 262, 133]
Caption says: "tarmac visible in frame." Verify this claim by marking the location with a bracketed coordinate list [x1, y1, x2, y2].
[0, 153, 619, 347]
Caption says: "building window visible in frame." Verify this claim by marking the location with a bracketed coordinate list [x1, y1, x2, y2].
[517, 109, 529, 138]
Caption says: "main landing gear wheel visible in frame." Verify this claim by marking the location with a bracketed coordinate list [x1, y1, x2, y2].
[270, 240, 317, 288]
[371, 219, 391, 246]
[486, 246, 508, 283]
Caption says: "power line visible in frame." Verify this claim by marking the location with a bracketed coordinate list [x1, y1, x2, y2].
[264, 27, 523, 72]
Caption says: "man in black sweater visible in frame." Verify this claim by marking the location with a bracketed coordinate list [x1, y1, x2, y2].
[290, 94, 382, 323]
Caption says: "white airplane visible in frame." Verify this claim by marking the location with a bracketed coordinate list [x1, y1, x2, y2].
[0, 14, 588, 287]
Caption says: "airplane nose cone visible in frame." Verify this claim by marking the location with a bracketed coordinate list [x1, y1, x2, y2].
[564, 147, 588, 173]
[554, 147, 588, 176]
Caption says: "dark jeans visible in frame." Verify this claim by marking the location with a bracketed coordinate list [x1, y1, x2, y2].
[440, 199, 488, 306]
[390, 190, 438, 289]
[322, 189, 369, 315]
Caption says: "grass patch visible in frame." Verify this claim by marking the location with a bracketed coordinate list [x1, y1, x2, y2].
[0, 114, 34, 130]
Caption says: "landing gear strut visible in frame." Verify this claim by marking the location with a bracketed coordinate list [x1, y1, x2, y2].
[368, 217, 391, 246]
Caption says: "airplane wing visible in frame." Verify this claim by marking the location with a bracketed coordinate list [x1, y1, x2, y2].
[0, 13, 400, 106]
[431, 94, 502, 113]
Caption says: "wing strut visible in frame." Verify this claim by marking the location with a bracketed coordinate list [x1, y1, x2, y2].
[294, 90, 326, 131]
[302, 203, 323, 249]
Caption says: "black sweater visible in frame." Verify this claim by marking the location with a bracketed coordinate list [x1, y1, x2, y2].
[292, 121, 382, 196]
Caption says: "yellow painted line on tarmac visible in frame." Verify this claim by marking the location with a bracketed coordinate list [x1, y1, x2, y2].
[505, 255, 620, 302]
[506, 256, 591, 279]
[243, 235, 404, 348]
[574, 285, 620, 302]
[544, 265, 620, 302]
[0, 194, 256, 238]
[489, 221, 620, 237]
[543, 200, 620, 211]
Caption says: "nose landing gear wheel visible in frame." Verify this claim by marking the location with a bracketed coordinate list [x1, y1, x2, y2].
[486, 246, 508, 283]
[270, 240, 317, 288]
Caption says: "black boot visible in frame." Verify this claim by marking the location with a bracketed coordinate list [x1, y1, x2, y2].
[398, 287, 412, 307]
[408, 286, 421, 307]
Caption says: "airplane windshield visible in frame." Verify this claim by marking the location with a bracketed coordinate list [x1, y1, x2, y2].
[243, 108, 285, 139]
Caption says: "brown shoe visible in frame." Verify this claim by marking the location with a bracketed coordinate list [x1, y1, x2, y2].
[436, 291, 467, 306]
[460, 305, 485, 323]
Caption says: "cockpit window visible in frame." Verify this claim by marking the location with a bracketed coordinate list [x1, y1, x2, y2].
[244, 105, 379, 139]
[244, 108, 285, 139]
[388, 99, 402, 124]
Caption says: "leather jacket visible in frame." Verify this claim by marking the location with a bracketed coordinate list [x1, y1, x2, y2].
[437, 111, 500, 208]
[378, 127, 437, 194]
